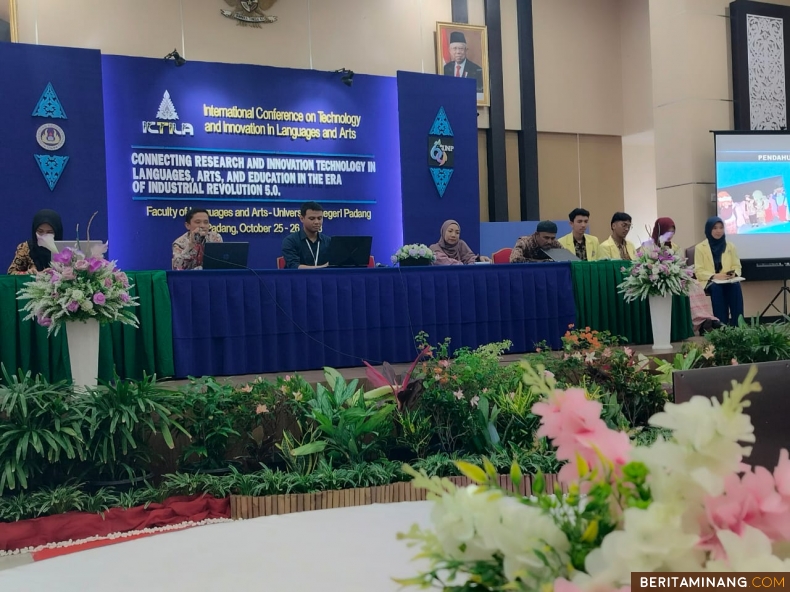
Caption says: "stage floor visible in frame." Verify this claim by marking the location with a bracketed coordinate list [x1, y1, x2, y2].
[0, 502, 433, 591]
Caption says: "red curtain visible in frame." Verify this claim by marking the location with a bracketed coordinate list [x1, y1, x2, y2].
[0, 495, 230, 552]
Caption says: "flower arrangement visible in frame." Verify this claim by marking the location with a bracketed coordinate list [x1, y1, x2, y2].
[562, 325, 623, 352]
[17, 235, 139, 336]
[617, 239, 694, 302]
[391, 244, 436, 265]
[398, 363, 788, 590]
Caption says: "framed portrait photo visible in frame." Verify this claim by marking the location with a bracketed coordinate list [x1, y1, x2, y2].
[435, 22, 489, 107]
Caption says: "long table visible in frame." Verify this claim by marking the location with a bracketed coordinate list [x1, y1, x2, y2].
[571, 260, 695, 343]
[166, 263, 577, 377]
[0, 271, 174, 383]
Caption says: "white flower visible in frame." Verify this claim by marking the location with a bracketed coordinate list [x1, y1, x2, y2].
[430, 486, 501, 561]
[490, 498, 570, 582]
[71, 289, 85, 302]
[583, 503, 702, 587]
[80, 300, 94, 312]
[706, 526, 790, 572]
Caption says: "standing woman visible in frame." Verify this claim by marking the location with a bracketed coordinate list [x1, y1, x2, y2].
[694, 216, 744, 326]
[430, 220, 490, 265]
[7, 209, 63, 275]
[650, 217, 721, 335]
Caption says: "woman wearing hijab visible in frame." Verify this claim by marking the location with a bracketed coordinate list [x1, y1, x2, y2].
[430, 220, 490, 265]
[7, 209, 63, 275]
[649, 217, 722, 335]
[694, 216, 744, 326]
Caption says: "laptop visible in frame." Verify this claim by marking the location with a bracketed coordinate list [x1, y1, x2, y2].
[203, 242, 249, 270]
[54, 240, 105, 254]
[541, 248, 580, 262]
[327, 236, 373, 268]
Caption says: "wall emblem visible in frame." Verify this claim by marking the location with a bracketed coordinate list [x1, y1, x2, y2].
[221, 0, 278, 26]
[428, 107, 455, 198]
[32, 82, 68, 191]
[36, 123, 66, 151]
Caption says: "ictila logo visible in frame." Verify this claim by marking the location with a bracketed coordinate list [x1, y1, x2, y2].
[427, 107, 454, 198]
[142, 90, 194, 136]
[32, 82, 69, 191]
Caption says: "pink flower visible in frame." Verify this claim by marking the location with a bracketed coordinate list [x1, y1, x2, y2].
[74, 259, 89, 271]
[285, 375, 291, 381]
[87, 258, 103, 273]
[52, 249, 73, 264]
[554, 578, 631, 592]
[731, 358, 739, 366]
[239, 384, 253, 393]
[66, 301, 79, 313]
[92, 292, 106, 305]
[255, 404, 269, 415]
[120, 293, 130, 303]
[774, 449, 790, 497]
[37, 315, 52, 327]
[602, 348, 612, 358]
[470, 395, 480, 408]
[544, 370, 555, 379]
[453, 389, 464, 400]
[49, 273, 61, 284]
[439, 360, 451, 368]
[533, 388, 631, 484]
[104, 278, 113, 288]
[60, 267, 75, 281]
[623, 347, 634, 357]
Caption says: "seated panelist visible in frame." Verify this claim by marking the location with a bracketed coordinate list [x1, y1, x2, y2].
[558, 208, 599, 261]
[509, 221, 564, 263]
[694, 216, 744, 327]
[430, 220, 490, 265]
[172, 208, 223, 270]
[8, 209, 64, 275]
[281, 201, 332, 269]
[599, 212, 637, 260]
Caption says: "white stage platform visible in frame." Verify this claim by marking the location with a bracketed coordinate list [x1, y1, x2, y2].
[0, 502, 433, 592]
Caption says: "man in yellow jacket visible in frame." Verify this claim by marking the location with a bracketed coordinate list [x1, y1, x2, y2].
[599, 212, 637, 260]
[558, 208, 600, 261]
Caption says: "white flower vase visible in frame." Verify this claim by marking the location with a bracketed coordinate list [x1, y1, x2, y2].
[66, 318, 100, 389]
[648, 294, 673, 351]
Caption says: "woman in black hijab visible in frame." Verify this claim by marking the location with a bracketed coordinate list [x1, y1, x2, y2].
[7, 209, 63, 275]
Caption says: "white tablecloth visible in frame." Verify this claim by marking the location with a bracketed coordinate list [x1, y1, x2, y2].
[0, 502, 433, 592]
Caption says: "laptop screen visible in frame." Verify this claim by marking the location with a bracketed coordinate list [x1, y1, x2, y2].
[327, 236, 373, 267]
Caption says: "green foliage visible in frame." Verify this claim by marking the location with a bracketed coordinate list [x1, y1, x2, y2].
[705, 318, 790, 365]
[178, 377, 240, 469]
[0, 367, 83, 494]
[303, 369, 394, 464]
[77, 373, 188, 480]
[395, 408, 433, 459]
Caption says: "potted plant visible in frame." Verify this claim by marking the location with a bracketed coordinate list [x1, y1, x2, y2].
[0, 367, 83, 495]
[16, 224, 139, 389]
[391, 244, 436, 267]
[76, 373, 188, 488]
[617, 238, 694, 350]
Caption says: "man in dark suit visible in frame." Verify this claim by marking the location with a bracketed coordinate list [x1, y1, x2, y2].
[442, 31, 484, 94]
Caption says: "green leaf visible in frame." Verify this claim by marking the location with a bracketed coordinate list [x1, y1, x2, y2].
[291, 441, 327, 456]
[532, 471, 545, 495]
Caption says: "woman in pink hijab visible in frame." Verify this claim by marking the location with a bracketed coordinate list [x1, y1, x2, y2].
[430, 220, 490, 265]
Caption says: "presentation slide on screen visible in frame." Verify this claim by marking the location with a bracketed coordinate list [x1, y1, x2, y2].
[716, 133, 790, 259]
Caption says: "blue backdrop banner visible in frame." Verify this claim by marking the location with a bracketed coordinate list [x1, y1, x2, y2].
[102, 55, 403, 270]
[397, 71, 480, 254]
[0, 43, 108, 269]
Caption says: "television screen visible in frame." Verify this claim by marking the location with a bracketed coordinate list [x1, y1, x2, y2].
[715, 133, 790, 259]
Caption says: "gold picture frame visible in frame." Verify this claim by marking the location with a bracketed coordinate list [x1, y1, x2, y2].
[435, 21, 489, 107]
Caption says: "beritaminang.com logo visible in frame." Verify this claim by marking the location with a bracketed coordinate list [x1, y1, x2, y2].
[142, 90, 194, 136]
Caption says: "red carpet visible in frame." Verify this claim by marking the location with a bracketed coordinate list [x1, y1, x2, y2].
[0, 495, 230, 553]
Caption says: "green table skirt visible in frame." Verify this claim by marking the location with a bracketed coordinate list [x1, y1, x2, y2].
[571, 260, 695, 344]
[0, 271, 174, 382]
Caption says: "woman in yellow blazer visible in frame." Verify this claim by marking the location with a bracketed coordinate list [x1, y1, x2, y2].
[694, 216, 743, 325]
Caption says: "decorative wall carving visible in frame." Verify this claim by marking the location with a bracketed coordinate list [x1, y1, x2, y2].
[747, 14, 787, 129]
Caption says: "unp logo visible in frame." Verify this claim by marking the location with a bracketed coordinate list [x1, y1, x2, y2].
[428, 107, 454, 197]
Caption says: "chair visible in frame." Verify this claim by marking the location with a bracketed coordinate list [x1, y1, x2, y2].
[684, 245, 696, 267]
[492, 248, 512, 264]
